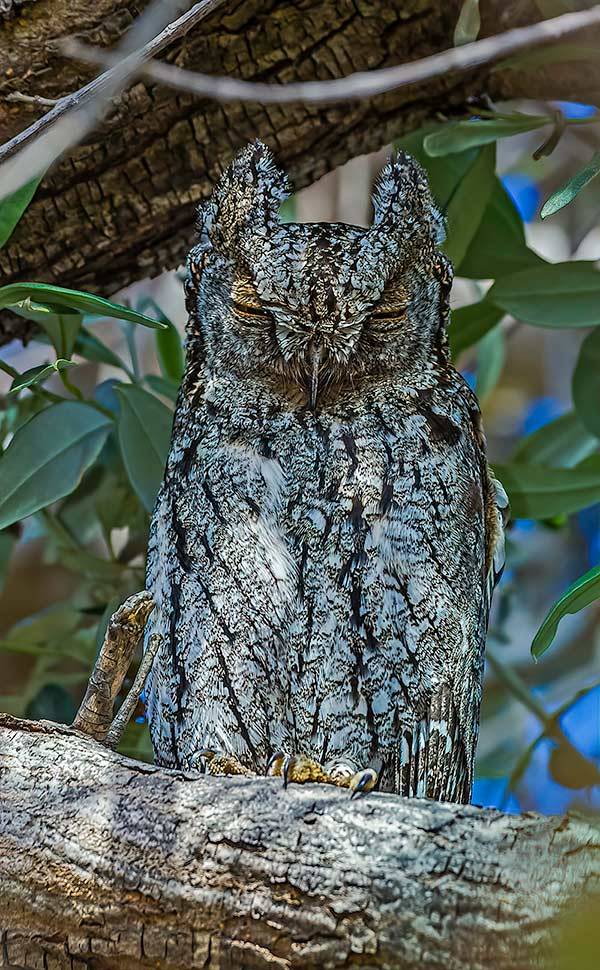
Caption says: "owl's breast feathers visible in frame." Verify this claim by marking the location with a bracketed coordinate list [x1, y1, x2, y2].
[145, 142, 507, 801]
[146, 371, 501, 800]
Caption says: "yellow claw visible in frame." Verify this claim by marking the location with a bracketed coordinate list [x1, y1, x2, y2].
[349, 767, 378, 799]
[198, 748, 254, 777]
[267, 751, 364, 790]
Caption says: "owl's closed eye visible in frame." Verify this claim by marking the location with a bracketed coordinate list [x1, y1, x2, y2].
[190, 141, 450, 410]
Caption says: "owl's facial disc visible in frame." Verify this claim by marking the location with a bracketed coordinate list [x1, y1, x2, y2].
[227, 220, 417, 408]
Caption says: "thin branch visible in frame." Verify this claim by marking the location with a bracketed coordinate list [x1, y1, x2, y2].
[0, 0, 227, 197]
[2, 92, 59, 108]
[61, 4, 600, 106]
[104, 632, 161, 749]
[71, 591, 155, 742]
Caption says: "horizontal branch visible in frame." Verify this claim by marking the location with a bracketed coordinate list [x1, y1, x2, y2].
[0, 0, 228, 197]
[3, 0, 600, 329]
[0, 714, 598, 970]
[62, 4, 600, 105]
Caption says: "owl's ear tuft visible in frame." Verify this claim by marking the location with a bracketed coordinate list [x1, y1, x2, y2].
[195, 199, 217, 249]
[208, 140, 290, 254]
[371, 151, 446, 247]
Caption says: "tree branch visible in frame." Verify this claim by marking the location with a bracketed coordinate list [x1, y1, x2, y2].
[0, 713, 597, 970]
[3, 0, 600, 342]
[61, 3, 600, 105]
[71, 590, 154, 742]
[0, 0, 228, 197]
[104, 631, 161, 748]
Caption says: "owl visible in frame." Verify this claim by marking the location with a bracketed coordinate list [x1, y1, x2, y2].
[145, 140, 508, 803]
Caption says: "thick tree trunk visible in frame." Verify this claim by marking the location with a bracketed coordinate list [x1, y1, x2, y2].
[1, 0, 600, 344]
[0, 713, 598, 970]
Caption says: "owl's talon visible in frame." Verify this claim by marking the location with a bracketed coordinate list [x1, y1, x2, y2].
[266, 750, 284, 779]
[267, 751, 355, 789]
[194, 748, 255, 777]
[349, 767, 378, 799]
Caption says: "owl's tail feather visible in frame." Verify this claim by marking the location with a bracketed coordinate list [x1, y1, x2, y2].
[397, 687, 472, 804]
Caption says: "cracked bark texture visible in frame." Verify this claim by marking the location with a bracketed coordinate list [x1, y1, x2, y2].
[0, 714, 598, 970]
[1, 0, 600, 344]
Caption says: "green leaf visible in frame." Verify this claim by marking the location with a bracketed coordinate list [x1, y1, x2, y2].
[488, 262, 600, 328]
[454, 0, 480, 46]
[145, 374, 179, 402]
[9, 359, 75, 394]
[573, 326, 600, 439]
[95, 472, 147, 538]
[0, 175, 44, 249]
[493, 458, 600, 519]
[449, 301, 504, 358]
[9, 302, 83, 359]
[8, 299, 79, 326]
[424, 114, 549, 156]
[117, 719, 154, 763]
[116, 385, 173, 512]
[133, 296, 182, 382]
[444, 144, 496, 267]
[39, 313, 82, 359]
[0, 283, 167, 329]
[514, 411, 598, 468]
[94, 379, 122, 415]
[458, 179, 544, 279]
[74, 325, 131, 372]
[26, 683, 78, 723]
[476, 326, 505, 401]
[1, 605, 81, 652]
[532, 111, 568, 162]
[0, 402, 112, 531]
[156, 323, 185, 384]
[0, 530, 14, 594]
[52, 543, 132, 583]
[532, 563, 600, 658]
[541, 152, 600, 219]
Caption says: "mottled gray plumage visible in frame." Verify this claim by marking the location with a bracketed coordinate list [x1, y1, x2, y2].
[145, 141, 507, 802]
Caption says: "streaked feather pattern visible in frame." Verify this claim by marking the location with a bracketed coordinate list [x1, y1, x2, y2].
[145, 142, 506, 803]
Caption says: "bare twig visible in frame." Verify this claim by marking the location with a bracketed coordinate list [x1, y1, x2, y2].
[71, 591, 155, 742]
[3, 92, 59, 108]
[0, 0, 226, 197]
[104, 632, 161, 749]
[61, 4, 600, 106]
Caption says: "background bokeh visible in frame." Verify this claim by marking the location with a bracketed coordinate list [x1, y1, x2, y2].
[0, 104, 599, 816]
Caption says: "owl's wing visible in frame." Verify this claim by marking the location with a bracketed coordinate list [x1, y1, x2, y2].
[484, 474, 510, 627]
[398, 422, 510, 805]
[400, 687, 471, 803]
[470, 398, 510, 630]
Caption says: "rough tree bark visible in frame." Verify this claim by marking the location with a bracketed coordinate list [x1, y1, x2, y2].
[0, 713, 598, 970]
[1, 0, 600, 344]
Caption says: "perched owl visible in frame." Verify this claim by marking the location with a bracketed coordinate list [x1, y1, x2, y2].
[145, 141, 507, 803]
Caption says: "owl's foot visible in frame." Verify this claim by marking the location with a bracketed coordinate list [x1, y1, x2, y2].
[267, 752, 378, 798]
[194, 748, 255, 777]
[349, 767, 378, 799]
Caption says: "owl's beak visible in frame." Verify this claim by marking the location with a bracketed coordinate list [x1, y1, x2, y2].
[308, 341, 323, 410]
